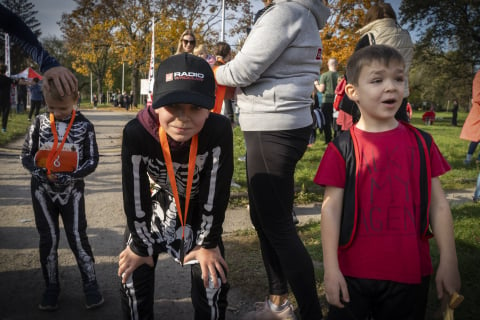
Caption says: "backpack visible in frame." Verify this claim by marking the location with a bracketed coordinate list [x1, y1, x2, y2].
[333, 77, 346, 111]
[333, 33, 376, 122]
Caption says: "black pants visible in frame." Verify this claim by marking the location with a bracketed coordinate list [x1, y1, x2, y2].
[120, 238, 229, 320]
[1, 100, 10, 130]
[31, 178, 98, 289]
[327, 276, 430, 320]
[243, 127, 323, 319]
[29, 99, 42, 120]
[321, 102, 334, 143]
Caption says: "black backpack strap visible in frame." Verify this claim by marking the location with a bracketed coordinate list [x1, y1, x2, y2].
[332, 129, 357, 248]
[403, 122, 433, 239]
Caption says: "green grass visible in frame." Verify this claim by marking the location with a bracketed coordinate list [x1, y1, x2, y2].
[226, 109, 479, 319]
[225, 202, 480, 319]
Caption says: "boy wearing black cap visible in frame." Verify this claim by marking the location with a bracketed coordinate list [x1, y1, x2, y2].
[118, 53, 233, 319]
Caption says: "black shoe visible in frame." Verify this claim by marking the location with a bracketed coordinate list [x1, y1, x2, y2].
[38, 287, 59, 311]
[84, 282, 104, 309]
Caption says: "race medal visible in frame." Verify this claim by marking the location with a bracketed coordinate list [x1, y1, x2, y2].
[45, 110, 76, 175]
[159, 127, 198, 266]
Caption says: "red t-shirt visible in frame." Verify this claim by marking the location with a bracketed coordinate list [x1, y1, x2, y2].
[314, 123, 450, 284]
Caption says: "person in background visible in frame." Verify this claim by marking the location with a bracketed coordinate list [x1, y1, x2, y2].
[315, 58, 339, 143]
[213, 41, 235, 123]
[314, 44, 460, 320]
[355, 1, 414, 122]
[451, 99, 459, 126]
[0, 63, 27, 132]
[28, 77, 43, 121]
[474, 171, 480, 203]
[0, 3, 77, 97]
[175, 29, 196, 54]
[460, 70, 480, 165]
[214, 0, 330, 318]
[21, 76, 103, 312]
[16, 77, 28, 113]
[194, 43, 216, 66]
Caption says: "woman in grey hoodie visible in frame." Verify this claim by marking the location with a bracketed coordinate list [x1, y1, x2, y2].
[214, 1, 329, 318]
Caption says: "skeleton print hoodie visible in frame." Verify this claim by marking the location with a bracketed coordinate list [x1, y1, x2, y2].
[121, 106, 233, 261]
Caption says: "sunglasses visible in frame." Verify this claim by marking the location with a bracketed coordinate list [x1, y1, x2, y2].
[182, 39, 195, 45]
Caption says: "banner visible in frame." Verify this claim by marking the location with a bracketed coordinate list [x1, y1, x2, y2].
[146, 17, 155, 108]
[4, 33, 10, 76]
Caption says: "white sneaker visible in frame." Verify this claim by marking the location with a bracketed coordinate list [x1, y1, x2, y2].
[249, 299, 296, 320]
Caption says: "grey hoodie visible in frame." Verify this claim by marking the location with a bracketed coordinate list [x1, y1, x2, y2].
[215, 0, 330, 131]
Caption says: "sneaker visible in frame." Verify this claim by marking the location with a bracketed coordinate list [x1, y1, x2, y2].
[84, 283, 104, 309]
[253, 299, 297, 320]
[238, 155, 246, 162]
[292, 210, 299, 225]
[231, 181, 241, 188]
[38, 287, 59, 311]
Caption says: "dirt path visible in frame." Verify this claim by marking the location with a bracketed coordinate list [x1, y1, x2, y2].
[0, 110, 475, 320]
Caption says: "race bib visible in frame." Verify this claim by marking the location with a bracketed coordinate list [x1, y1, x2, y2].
[34, 142, 78, 173]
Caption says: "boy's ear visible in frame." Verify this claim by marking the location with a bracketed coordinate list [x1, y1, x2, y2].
[345, 83, 358, 101]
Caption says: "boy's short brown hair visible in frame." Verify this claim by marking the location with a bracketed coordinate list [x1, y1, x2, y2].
[346, 45, 405, 86]
[42, 78, 79, 101]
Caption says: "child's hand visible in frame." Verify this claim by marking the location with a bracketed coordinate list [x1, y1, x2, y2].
[435, 259, 461, 301]
[184, 245, 228, 288]
[32, 168, 48, 183]
[118, 246, 154, 284]
[324, 268, 349, 308]
[54, 173, 72, 185]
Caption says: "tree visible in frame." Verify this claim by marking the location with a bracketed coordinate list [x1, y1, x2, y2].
[400, 0, 480, 74]
[399, 0, 480, 109]
[320, 0, 371, 73]
[0, 0, 40, 73]
[60, 0, 115, 102]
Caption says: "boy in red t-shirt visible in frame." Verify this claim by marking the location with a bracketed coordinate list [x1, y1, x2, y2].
[314, 45, 460, 320]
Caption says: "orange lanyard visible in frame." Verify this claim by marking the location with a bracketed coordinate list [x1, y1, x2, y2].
[46, 110, 76, 175]
[159, 127, 198, 264]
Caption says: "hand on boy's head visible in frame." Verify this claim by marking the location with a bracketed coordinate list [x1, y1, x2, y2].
[184, 245, 228, 288]
[43, 66, 78, 96]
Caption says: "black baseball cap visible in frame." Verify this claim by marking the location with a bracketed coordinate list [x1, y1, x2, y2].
[152, 53, 215, 109]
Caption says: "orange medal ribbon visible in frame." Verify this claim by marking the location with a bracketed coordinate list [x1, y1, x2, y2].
[46, 110, 76, 175]
[159, 127, 198, 265]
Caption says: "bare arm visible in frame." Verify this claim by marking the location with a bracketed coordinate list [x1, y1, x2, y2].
[429, 177, 461, 299]
[321, 186, 350, 308]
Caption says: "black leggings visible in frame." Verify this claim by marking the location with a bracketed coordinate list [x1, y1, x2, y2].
[243, 126, 322, 319]
[31, 178, 98, 289]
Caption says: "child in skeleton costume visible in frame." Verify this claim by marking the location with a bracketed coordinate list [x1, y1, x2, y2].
[118, 54, 233, 320]
[20, 79, 103, 311]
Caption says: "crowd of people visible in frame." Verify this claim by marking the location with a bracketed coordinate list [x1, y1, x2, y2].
[3, 0, 478, 319]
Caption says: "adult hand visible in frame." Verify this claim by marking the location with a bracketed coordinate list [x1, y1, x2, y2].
[184, 245, 228, 288]
[43, 66, 78, 96]
[118, 245, 154, 284]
